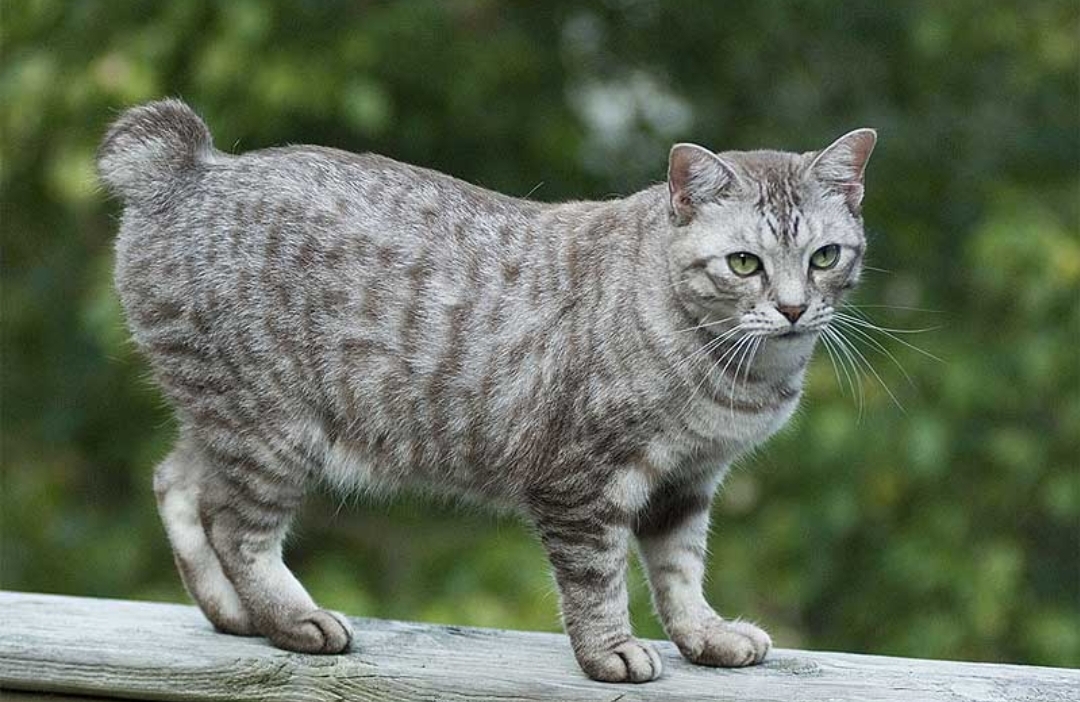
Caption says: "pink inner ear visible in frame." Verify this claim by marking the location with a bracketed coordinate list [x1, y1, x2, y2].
[669, 183, 695, 224]
[668, 146, 699, 196]
[850, 135, 875, 170]
[668, 145, 704, 223]
[845, 132, 876, 180]
[667, 144, 739, 224]
[812, 129, 877, 186]
[840, 182, 865, 211]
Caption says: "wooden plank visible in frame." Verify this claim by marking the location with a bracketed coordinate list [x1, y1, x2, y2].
[3, 694, 119, 702]
[1, 591, 1077, 701]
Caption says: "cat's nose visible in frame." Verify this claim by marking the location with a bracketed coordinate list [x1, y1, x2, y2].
[776, 304, 807, 323]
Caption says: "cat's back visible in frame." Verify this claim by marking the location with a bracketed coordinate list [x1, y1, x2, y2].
[99, 100, 538, 329]
[99, 100, 532, 251]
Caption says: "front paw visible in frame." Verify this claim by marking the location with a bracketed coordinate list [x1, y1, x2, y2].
[673, 617, 771, 667]
[577, 638, 663, 683]
[264, 608, 354, 654]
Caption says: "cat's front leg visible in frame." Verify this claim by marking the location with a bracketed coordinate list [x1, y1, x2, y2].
[531, 492, 663, 683]
[635, 476, 771, 667]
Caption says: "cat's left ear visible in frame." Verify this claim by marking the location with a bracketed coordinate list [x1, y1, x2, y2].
[808, 128, 877, 214]
[668, 143, 739, 226]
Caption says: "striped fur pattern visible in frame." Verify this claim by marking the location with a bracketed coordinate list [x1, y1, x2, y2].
[99, 100, 875, 683]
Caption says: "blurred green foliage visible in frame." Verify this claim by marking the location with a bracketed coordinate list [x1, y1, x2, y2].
[2, 0, 1078, 667]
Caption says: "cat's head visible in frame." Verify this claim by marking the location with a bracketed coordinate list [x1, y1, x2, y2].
[665, 129, 876, 342]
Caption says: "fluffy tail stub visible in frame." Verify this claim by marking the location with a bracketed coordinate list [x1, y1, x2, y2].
[98, 99, 213, 204]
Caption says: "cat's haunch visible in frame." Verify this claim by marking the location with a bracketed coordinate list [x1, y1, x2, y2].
[101, 99, 873, 683]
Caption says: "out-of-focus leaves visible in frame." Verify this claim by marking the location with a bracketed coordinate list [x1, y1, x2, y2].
[1, 0, 1077, 667]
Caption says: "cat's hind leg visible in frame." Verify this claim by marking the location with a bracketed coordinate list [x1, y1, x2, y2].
[197, 441, 353, 654]
[154, 439, 256, 636]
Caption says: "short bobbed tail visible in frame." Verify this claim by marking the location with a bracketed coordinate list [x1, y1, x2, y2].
[97, 99, 213, 205]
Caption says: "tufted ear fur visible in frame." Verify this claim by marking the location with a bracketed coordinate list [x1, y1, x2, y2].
[808, 128, 877, 214]
[667, 143, 739, 226]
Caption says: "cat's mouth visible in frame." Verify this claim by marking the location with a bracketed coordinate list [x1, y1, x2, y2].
[772, 327, 820, 340]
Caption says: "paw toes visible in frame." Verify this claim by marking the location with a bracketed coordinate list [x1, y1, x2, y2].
[680, 618, 772, 668]
[700, 630, 756, 667]
[301, 609, 354, 653]
[268, 608, 354, 654]
[582, 639, 663, 683]
[727, 620, 772, 662]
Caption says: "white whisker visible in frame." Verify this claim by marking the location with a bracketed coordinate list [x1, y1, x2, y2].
[818, 331, 848, 397]
[832, 318, 915, 387]
[727, 334, 757, 417]
[834, 312, 944, 362]
[674, 315, 735, 334]
[844, 303, 943, 314]
[836, 310, 942, 336]
[831, 325, 904, 411]
[676, 331, 754, 422]
[823, 326, 865, 419]
[672, 323, 745, 372]
[731, 335, 763, 419]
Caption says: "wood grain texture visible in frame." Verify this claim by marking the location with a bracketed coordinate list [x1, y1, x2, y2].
[1, 591, 1077, 701]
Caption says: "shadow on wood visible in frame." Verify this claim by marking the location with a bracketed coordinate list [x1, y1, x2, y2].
[1, 591, 1077, 701]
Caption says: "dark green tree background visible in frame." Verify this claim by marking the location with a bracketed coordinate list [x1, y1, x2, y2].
[2, 0, 1077, 667]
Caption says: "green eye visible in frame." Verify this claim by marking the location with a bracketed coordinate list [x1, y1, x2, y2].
[727, 252, 762, 277]
[810, 244, 841, 270]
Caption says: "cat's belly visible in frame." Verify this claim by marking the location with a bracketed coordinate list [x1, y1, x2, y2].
[298, 418, 519, 504]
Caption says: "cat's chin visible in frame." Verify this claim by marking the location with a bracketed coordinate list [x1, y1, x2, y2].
[770, 328, 820, 341]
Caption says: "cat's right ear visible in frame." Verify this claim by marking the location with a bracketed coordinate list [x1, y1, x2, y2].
[667, 143, 738, 226]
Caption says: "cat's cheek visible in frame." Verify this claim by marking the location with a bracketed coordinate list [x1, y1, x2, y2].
[685, 270, 722, 304]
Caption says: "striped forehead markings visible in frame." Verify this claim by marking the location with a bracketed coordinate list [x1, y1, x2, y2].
[756, 181, 803, 245]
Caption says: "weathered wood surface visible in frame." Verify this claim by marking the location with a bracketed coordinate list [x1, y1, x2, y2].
[1, 591, 1077, 701]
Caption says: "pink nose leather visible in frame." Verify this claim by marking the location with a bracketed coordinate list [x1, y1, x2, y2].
[777, 304, 807, 323]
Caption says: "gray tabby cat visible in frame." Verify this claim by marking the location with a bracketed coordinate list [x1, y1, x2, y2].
[98, 99, 875, 683]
